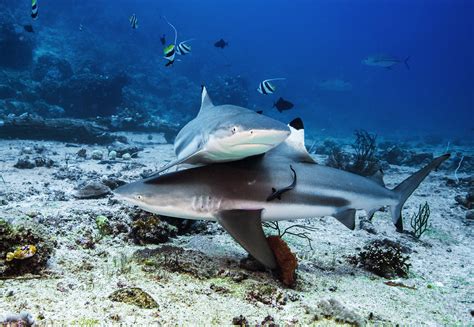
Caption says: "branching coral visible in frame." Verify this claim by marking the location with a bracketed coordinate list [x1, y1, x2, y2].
[326, 130, 379, 176]
[410, 202, 430, 239]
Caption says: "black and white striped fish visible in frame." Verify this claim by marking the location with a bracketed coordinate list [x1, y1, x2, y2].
[257, 78, 286, 95]
[129, 14, 138, 29]
[31, 0, 38, 20]
[175, 40, 193, 55]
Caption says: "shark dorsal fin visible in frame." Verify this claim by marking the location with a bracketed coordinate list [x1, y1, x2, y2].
[289, 118, 304, 130]
[199, 86, 214, 114]
[265, 117, 316, 164]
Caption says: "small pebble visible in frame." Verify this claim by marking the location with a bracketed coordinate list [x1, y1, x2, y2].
[122, 153, 131, 160]
[109, 150, 117, 160]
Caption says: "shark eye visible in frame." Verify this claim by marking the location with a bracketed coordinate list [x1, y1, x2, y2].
[231, 126, 237, 134]
[135, 195, 143, 200]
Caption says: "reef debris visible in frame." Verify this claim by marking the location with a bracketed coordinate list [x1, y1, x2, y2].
[130, 212, 177, 245]
[134, 245, 219, 279]
[74, 181, 111, 199]
[307, 298, 364, 326]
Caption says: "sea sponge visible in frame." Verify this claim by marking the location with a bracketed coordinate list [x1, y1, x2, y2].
[0, 219, 55, 277]
[267, 236, 298, 287]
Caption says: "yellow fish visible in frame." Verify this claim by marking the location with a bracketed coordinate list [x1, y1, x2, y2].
[6, 245, 37, 262]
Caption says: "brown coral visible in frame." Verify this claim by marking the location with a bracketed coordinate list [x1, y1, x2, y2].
[267, 236, 297, 287]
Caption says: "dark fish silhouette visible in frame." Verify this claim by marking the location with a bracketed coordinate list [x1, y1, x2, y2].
[23, 24, 34, 33]
[160, 34, 166, 45]
[273, 97, 294, 113]
[214, 38, 228, 49]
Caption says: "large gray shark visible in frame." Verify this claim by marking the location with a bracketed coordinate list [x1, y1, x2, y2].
[152, 87, 290, 175]
[115, 121, 448, 268]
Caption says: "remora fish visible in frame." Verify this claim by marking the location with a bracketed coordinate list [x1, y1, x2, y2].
[363, 55, 410, 70]
[115, 119, 449, 268]
[149, 86, 291, 175]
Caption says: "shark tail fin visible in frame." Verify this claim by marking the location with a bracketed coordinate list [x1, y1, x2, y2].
[404, 56, 410, 70]
[390, 154, 450, 231]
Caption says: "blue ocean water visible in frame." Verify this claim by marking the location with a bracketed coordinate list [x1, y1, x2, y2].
[0, 0, 472, 139]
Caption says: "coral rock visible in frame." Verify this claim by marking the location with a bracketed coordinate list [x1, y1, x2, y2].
[108, 287, 158, 309]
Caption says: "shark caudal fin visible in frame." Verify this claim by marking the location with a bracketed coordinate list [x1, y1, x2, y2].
[390, 154, 450, 231]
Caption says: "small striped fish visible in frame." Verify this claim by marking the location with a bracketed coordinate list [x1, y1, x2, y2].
[176, 40, 193, 55]
[31, 0, 38, 20]
[129, 14, 138, 29]
[257, 78, 286, 95]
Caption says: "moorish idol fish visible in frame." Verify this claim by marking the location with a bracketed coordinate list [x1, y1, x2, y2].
[176, 39, 194, 55]
[129, 14, 138, 29]
[163, 16, 178, 66]
[257, 78, 286, 95]
[31, 0, 38, 20]
[164, 44, 176, 66]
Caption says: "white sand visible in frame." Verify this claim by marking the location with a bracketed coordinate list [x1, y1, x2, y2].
[0, 134, 472, 326]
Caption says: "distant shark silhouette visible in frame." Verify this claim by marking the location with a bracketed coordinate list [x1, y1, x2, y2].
[116, 119, 449, 268]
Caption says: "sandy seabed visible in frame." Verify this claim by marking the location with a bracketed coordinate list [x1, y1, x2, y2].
[0, 133, 472, 326]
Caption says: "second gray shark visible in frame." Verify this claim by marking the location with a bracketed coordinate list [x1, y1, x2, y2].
[153, 87, 290, 175]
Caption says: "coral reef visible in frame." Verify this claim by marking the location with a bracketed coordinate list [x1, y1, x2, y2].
[349, 239, 411, 278]
[0, 21, 34, 70]
[39, 73, 129, 118]
[208, 75, 250, 107]
[0, 219, 55, 276]
[108, 287, 158, 309]
[32, 55, 73, 82]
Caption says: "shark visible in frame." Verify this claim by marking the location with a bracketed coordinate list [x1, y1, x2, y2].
[151, 87, 291, 175]
[115, 119, 449, 269]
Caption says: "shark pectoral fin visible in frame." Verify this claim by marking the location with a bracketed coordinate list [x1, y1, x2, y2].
[216, 209, 277, 269]
[333, 209, 356, 230]
[144, 151, 202, 180]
